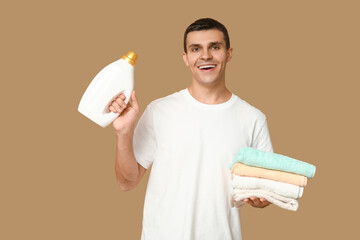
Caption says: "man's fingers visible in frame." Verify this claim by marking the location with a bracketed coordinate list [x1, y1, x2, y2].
[111, 100, 123, 113]
[250, 196, 261, 206]
[109, 105, 117, 113]
[244, 197, 271, 208]
[108, 93, 127, 113]
[108, 91, 138, 114]
[260, 199, 271, 207]
[108, 102, 121, 113]
[244, 198, 255, 207]
[120, 93, 126, 100]
[115, 95, 127, 109]
[232, 197, 270, 208]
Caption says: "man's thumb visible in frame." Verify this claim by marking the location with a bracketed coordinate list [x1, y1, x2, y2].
[131, 90, 139, 109]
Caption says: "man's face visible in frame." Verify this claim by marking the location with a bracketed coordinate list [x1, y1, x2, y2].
[183, 29, 233, 87]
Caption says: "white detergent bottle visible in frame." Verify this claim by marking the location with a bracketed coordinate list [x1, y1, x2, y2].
[78, 51, 138, 127]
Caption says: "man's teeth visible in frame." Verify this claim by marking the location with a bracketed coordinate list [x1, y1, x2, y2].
[198, 65, 216, 69]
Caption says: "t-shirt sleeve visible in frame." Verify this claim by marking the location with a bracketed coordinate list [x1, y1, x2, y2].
[251, 117, 274, 153]
[133, 104, 156, 169]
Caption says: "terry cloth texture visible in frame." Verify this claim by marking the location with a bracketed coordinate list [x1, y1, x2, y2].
[231, 175, 303, 199]
[231, 162, 308, 187]
[229, 147, 316, 178]
[231, 189, 299, 211]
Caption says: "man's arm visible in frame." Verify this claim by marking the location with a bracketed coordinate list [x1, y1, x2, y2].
[114, 131, 147, 191]
[109, 90, 146, 191]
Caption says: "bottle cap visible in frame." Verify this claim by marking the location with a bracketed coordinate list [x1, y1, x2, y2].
[121, 51, 138, 66]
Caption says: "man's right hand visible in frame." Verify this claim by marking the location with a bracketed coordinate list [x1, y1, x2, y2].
[109, 90, 140, 134]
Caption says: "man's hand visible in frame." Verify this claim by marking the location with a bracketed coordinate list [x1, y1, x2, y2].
[109, 90, 140, 134]
[235, 197, 271, 208]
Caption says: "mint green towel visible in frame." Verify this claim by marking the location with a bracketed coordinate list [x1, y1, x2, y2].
[229, 147, 316, 178]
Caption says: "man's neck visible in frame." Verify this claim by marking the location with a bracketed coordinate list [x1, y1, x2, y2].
[187, 82, 232, 105]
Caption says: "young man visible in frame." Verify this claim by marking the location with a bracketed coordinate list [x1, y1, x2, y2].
[109, 18, 273, 240]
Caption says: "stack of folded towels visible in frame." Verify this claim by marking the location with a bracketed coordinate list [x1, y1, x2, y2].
[228, 147, 316, 211]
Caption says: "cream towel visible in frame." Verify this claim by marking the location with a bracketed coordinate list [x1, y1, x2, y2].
[231, 175, 304, 199]
[231, 162, 307, 187]
[231, 189, 299, 211]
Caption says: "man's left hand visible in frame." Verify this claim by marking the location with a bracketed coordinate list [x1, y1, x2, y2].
[242, 197, 271, 208]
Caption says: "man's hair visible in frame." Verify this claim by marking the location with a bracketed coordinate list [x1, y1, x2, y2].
[183, 18, 230, 53]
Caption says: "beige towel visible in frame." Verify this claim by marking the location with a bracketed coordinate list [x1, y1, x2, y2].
[231, 162, 307, 187]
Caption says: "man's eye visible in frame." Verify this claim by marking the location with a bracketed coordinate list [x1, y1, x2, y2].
[192, 47, 199, 52]
[212, 46, 220, 50]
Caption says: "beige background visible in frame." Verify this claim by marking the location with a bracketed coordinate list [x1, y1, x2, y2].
[1, 0, 359, 239]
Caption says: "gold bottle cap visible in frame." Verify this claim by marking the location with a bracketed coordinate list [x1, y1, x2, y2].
[121, 51, 138, 66]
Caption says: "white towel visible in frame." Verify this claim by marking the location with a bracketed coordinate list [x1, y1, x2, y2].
[232, 175, 304, 199]
[231, 189, 299, 211]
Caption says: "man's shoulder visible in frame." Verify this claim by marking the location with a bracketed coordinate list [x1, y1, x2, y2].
[233, 94, 267, 120]
[148, 89, 185, 108]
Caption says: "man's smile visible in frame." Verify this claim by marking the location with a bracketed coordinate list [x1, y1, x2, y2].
[197, 64, 217, 72]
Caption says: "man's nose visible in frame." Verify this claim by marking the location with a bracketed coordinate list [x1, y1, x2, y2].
[200, 49, 213, 60]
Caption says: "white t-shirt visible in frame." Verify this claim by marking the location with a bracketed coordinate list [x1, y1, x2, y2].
[133, 88, 273, 240]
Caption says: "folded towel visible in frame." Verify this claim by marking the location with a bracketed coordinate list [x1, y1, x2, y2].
[231, 162, 308, 187]
[231, 175, 304, 199]
[231, 189, 299, 211]
[229, 147, 316, 178]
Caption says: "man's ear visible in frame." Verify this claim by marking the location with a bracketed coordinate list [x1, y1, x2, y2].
[182, 52, 189, 66]
[227, 48, 233, 63]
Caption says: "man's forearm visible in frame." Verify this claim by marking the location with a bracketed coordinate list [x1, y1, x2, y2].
[114, 132, 139, 187]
